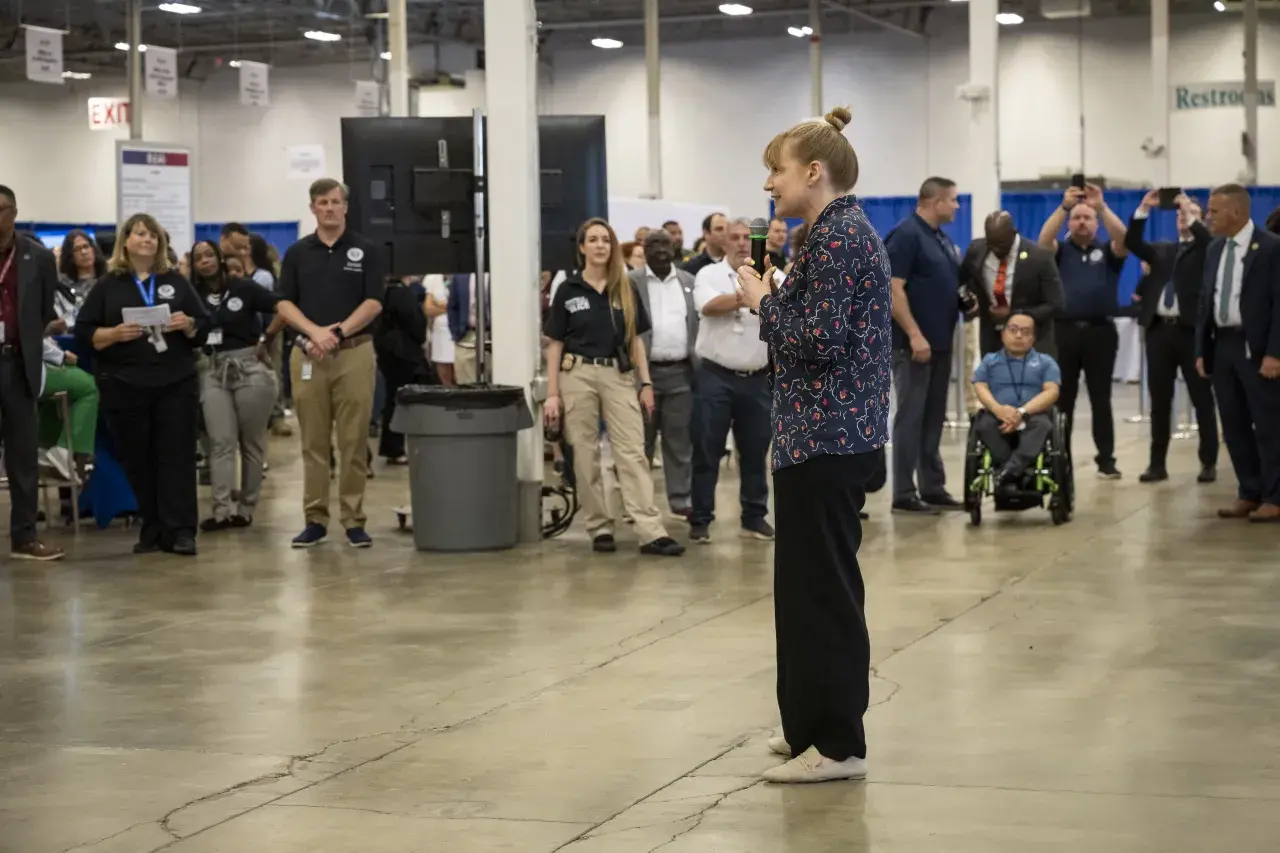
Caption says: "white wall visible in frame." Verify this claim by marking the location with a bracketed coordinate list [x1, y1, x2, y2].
[3, 14, 1279, 226]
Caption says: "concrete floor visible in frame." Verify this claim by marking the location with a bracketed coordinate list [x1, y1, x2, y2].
[3, 392, 1279, 853]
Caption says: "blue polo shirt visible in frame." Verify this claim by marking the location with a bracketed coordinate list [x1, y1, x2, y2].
[972, 348, 1062, 407]
[1056, 239, 1124, 319]
[886, 213, 961, 352]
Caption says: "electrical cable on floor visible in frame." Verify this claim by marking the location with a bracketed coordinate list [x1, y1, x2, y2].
[541, 480, 577, 539]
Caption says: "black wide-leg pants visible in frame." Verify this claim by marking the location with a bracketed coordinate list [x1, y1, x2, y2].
[773, 449, 881, 762]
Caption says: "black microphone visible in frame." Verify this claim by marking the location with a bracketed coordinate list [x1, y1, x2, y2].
[749, 217, 770, 275]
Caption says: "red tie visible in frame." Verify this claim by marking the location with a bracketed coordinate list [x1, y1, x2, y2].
[993, 258, 1008, 309]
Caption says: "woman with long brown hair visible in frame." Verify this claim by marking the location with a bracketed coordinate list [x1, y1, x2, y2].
[75, 214, 209, 555]
[542, 218, 683, 556]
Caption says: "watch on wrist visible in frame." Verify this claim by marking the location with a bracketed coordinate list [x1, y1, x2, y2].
[333, 325, 346, 340]
[1017, 406, 1028, 416]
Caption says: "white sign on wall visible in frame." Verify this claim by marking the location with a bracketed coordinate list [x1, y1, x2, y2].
[145, 45, 178, 98]
[1171, 80, 1276, 110]
[24, 25, 64, 84]
[117, 143, 195, 256]
[355, 80, 381, 117]
[239, 60, 270, 107]
[87, 97, 131, 131]
[286, 144, 327, 179]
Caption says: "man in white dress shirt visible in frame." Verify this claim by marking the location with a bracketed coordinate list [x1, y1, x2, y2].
[1196, 184, 1280, 522]
[630, 230, 699, 516]
[689, 218, 774, 543]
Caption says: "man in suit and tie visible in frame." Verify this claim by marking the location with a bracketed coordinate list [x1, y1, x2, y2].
[960, 211, 1065, 358]
[629, 228, 699, 518]
[0, 185, 64, 560]
[1196, 183, 1280, 522]
[1126, 189, 1218, 484]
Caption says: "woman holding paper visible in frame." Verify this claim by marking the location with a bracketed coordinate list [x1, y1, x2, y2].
[75, 213, 210, 556]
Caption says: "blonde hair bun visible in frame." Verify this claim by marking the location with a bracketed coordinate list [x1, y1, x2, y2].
[824, 106, 852, 132]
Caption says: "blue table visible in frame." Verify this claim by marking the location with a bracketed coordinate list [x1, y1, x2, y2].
[54, 334, 138, 528]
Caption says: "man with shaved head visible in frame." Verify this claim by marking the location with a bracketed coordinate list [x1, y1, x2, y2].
[1038, 182, 1130, 480]
[960, 210, 1064, 359]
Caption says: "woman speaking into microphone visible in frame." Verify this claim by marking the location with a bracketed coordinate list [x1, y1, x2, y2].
[735, 107, 892, 784]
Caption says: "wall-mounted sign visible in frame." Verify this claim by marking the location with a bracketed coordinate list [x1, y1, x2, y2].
[286, 144, 326, 179]
[146, 45, 178, 98]
[117, 143, 194, 257]
[25, 25, 64, 84]
[88, 97, 131, 131]
[355, 80, 381, 117]
[1171, 81, 1276, 111]
[239, 60, 269, 107]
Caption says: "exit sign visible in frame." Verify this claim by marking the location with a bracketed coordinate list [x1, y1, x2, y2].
[88, 97, 130, 131]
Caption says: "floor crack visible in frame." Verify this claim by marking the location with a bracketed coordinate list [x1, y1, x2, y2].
[644, 778, 762, 853]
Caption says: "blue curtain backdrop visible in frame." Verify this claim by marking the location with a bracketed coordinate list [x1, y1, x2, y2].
[18, 221, 300, 256]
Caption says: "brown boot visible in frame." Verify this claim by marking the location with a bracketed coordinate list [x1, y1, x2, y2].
[11, 540, 65, 561]
[1218, 500, 1260, 519]
[1248, 503, 1280, 523]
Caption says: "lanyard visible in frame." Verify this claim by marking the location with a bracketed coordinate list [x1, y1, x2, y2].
[1004, 355, 1027, 401]
[0, 245, 15, 283]
[134, 274, 157, 307]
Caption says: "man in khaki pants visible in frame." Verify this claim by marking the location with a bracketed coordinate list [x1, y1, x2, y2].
[277, 178, 385, 548]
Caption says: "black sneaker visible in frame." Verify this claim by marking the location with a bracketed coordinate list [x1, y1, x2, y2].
[640, 536, 685, 556]
[346, 527, 373, 548]
[229, 515, 253, 528]
[170, 536, 198, 556]
[689, 524, 711, 544]
[741, 519, 775, 540]
[1097, 463, 1122, 480]
[1197, 465, 1217, 484]
[291, 523, 328, 548]
[592, 534, 617, 553]
[1138, 468, 1168, 483]
[200, 517, 232, 533]
[921, 492, 963, 511]
[892, 497, 940, 515]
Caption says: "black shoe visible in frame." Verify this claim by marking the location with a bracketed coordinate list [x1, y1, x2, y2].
[133, 541, 161, 554]
[689, 523, 711, 543]
[170, 536, 198, 556]
[200, 517, 232, 532]
[592, 534, 617, 553]
[741, 519, 775, 540]
[1138, 468, 1168, 483]
[921, 492, 963, 511]
[640, 536, 685, 556]
[1197, 465, 1217, 484]
[1097, 462, 1122, 480]
[891, 497, 940, 515]
[229, 515, 252, 528]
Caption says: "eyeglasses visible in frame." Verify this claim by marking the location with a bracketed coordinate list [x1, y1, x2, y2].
[1005, 324, 1034, 337]
[0, 204, 15, 216]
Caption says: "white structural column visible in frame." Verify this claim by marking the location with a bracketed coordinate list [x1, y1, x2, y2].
[484, 0, 544, 542]
[388, 0, 410, 117]
[1149, 0, 1170, 186]
[644, 0, 662, 198]
[809, 0, 823, 115]
[966, 0, 999, 234]
[1243, 0, 1259, 185]
[127, 0, 143, 140]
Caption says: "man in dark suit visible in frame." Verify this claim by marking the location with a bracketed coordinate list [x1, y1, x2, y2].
[1126, 189, 1218, 484]
[0, 185, 64, 560]
[1195, 183, 1280, 522]
[960, 210, 1065, 358]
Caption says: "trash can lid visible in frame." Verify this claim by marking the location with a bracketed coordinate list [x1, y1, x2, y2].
[397, 383, 528, 410]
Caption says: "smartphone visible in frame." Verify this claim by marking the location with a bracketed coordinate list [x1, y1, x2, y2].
[1158, 187, 1181, 210]
[1070, 173, 1086, 189]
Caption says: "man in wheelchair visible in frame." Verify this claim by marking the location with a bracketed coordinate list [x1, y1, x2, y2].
[972, 313, 1062, 496]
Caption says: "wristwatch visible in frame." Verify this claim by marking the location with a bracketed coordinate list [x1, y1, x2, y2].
[1017, 406, 1028, 417]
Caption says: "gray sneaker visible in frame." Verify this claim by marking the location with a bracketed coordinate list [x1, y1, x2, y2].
[741, 519, 775, 540]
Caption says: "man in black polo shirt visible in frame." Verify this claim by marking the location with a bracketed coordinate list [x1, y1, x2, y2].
[681, 212, 727, 278]
[887, 176, 963, 514]
[277, 178, 386, 548]
[1036, 184, 1129, 479]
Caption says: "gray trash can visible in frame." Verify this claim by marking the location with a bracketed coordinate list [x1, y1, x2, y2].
[391, 384, 534, 552]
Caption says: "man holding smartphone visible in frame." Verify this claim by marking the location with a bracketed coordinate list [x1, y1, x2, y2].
[1125, 189, 1218, 484]
[1037, 182, 1129, 480]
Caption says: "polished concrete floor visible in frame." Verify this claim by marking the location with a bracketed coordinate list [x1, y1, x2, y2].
[3, 391, 1279, 853]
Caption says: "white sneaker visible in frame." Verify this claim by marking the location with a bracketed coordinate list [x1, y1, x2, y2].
[40, 447, 76, 484]
[767, 736, 791, 756]
[761, 746, 867, 784]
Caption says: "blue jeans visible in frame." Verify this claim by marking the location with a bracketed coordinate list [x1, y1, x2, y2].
[691, 361, 772, 527]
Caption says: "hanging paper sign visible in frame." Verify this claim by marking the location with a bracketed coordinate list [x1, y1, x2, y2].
[355, 80, 381, 117]
[286, 144, 327, 179]
[25, 25, 64, 85]
[240, 60, 270, 107]
[146, 45, 178, 98]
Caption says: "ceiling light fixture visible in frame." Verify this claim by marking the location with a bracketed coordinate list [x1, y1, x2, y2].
[787, 25, 813, 37]
[995, 12, 1024, 24]
[381, 51, 391, 60]
[719, 3, 753, 15]
[114, 42, 148, 51]
[591, 37, 623, 49]
[62, 70, 92, 80]
[158, 2, 202, 13]
[1213, 0, 1225, 9]
[304, 30, 342, 42]
[229, 60, 243, 67]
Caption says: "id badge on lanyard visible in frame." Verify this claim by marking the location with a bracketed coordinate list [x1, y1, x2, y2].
[136, 274, 168, 353]
[0, 248, 14, 344]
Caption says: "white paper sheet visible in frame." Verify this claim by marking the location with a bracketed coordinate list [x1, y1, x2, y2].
[122, 305, 172, 329]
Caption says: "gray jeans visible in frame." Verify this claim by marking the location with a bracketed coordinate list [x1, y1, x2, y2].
[201, 348, 278, 521]
[891, 348, 952, 502]
[644, 360, 695, 511]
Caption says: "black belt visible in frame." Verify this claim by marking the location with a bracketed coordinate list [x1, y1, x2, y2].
[571, 355, 615, 366]
[0, 344, 18, 357]
[1059, 318, 1112, 327]
[705, 359, 768, 379]
[1216, 325, 1244, 336]
[650, 358, 689, 367]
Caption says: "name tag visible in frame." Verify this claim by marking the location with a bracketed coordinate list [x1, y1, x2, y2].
[301, 360, 313, 381]
[207, 329, 223, 347]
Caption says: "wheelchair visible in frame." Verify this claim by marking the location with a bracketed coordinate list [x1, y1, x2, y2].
[962, 408, 1074, 527]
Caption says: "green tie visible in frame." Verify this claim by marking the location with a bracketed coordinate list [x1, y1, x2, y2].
[1219, 239, 1235, 326]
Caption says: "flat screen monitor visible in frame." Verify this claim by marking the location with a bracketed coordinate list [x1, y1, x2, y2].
[341, 115, 608, 275]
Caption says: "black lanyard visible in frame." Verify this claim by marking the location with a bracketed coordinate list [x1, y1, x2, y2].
[1004, 356, 1027, 400]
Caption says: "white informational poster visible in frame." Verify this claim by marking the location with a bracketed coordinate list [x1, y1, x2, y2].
[355, 80, 381, 117]
[116, 143, 195, 257]
[239, 60, 270, 107]
[286, 144, 326, 180]
[24, 25, 64, 85]
[145, 45, 178, 98]
[87, 97, 131, 131]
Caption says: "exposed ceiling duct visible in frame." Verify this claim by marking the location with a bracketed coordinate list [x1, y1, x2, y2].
[1040, 0, 1092, 19]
